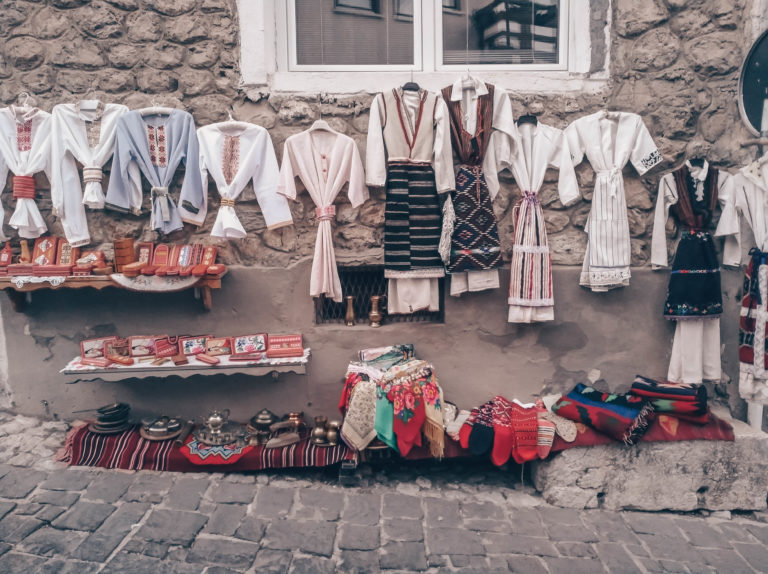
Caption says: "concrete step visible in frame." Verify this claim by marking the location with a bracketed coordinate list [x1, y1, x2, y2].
[529, 408, 768, 512]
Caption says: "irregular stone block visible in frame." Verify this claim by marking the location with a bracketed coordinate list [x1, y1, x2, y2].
[19, 526, 88, 557]
[52, 501, 115, 532]
[615, 0, 668, 37]
[530, 411, 768, 511]
[5, 37, 46, 71]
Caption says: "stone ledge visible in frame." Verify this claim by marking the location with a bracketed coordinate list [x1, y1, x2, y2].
[529, 408, 768, 512]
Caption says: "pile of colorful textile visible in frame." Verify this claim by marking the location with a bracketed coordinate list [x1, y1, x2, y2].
[550, 376, 710, 446]
[338, 345, 445, 458]
[454, 395, 575, 466]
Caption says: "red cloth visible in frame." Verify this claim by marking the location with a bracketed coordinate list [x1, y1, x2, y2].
[388, 380, 426, 457]
[58, 424, 356, 472]
[550, 412, 734, 453]
[12, 175, 35, 199]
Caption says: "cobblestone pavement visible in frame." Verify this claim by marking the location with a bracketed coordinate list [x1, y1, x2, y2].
[0, 412, 767, 573]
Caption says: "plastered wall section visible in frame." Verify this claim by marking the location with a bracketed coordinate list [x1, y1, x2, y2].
[0, 0, 759, 419]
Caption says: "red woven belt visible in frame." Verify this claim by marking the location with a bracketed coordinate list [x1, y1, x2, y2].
[315, 205, 336, 221]
[12, 175, 35, 200]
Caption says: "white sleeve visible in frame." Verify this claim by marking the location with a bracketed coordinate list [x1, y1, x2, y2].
[346, 140, 368, 208]
[433, 96, 455, 193]
[715, 173, 744, 267]
[483, 130, 512, 201]
[629, 116, 662, 175]
[564, 120, 585, 167]
[549, 129, 579, 207]
[253, 132, 292, 230]
[491, 88, 516, 137]
[650, 174, 679, 269]
[365, 94, 387, 188]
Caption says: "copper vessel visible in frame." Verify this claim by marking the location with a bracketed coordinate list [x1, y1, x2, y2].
[345, 295, 355, 326]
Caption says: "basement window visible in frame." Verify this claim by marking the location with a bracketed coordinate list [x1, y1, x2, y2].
[314, 266, 445, 324]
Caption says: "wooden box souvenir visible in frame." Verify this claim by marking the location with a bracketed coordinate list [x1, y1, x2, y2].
[266, 334, 304, 358]
[143, 244, 169, 276]
[56, 241, 80, 266]
[72, 264, 93, 277]
[129, 336, 157, 357]
[81, 336, 118, 360]
[35, 264, 72, 277]
[205, 337, 232, 356]
[81, 356, 112, 368]
[113, 238, 135, 272]
[154, 335, 180, 358]
[0, 243, 13, 268]
[232, 334, 266, 356]
[8, 263, 34, 276]
[31, 237, 57, 266]
[104, 337, 130, 358]
[179, 335, 211, 356]
[156, 245, 181, 277]
[180, 244, 202, 277]
[137, 242, 154, 264]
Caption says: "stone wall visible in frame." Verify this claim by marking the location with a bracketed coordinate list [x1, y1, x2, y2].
[0, 0, 759, 269]
[0, 0, 761, 419]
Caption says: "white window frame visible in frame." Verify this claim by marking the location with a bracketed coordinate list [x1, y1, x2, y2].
[239, 0, 607, 94]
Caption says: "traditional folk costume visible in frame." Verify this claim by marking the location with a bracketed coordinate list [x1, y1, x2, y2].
[439, 77, 515, 296]
[715, 154, 768, 404]
[366, 88, 454, 314]
[485, 122, 579, 322]
[50, 101, 129, 246]
[106, 110, 206, 234]
[651, 160, 730, 384]
[0, 106, 52, 241]
[199, 121, 292, 239]
[565, 110, 662, 291]
[279, 127, 367, 302]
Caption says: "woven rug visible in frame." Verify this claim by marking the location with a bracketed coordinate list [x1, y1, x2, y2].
[57, 423, 356, 472]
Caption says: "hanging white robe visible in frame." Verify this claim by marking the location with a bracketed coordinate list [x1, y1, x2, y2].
[198, 121, 292, 239]
[565, 110, 662, 291]
[50, 100, 129, 246]
[0, 106, 52, 240]
[485, 122, 579, 322]
[278, 129, 367, 302]
[714, 156, 768, 402]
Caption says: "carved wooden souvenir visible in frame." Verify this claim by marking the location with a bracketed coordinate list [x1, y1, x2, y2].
[129, 336, 157, 357]
[142, 244, 169, 276]
[196, 353, 220, 365]
[104, 337, 130, 358]
[154, 335, 180, 358]
[266, 334, 304, 358]
[81, 336, 118, 360]
[233, 334, 267, 355]
[56, 241, 80, 266]
[205, 337, 232, 356]
[0, 243, 13, 267]
[32, 236, 57, 266]
[137, 242, 154, 264]
[192, 246, 217, 276]
[155, 245, 180, 277]
[179, 335, 211, 355]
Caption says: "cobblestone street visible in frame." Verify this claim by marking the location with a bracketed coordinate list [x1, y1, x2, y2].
[0, 412, 766, 573]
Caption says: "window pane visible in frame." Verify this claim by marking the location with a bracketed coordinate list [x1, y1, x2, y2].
[295, 0, 414, 65]
[443, 0, 560, 65]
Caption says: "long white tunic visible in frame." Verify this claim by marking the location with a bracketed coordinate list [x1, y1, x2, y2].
[485, 122, 579, 322]
[50, 101, 129, 246]
[0, 106, 52, 240]
[278, 128, 367, 302]
[715, 156, 768, 402]
[566, 110, 662, 291]
[198, 122, 292, 239]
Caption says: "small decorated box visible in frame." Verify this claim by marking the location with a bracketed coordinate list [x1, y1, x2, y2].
[32, 236, 58, 266]
[129, 335, 157, 357]
[81, 336, 118, 360]
[266, 334, 304, 358]
[205, 337, 232, 356]
[179, 335, 211, 356]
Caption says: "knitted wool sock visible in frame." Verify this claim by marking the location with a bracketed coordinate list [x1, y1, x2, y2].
[459, 405, 480, 449]
[510, 402, 539, 464]
[490, 396, 515, 467]
[537, 417, 556, 459]
[468, 401, 495, 456]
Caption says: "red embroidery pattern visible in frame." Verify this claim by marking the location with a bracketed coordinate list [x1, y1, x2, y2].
[16, 121, 32, 152]
[222, 135, 240, 185]
[146, 125, 168, 168]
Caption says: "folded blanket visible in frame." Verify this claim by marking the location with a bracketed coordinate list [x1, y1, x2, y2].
[631, 375, 708, 423]
[553, 383, 653, 445]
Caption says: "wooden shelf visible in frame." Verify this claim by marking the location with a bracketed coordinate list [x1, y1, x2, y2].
[0, 271, 227, 312]
[60, 349, 311, 382]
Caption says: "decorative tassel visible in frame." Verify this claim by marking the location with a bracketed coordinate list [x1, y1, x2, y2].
[622, 402, 655, 446]
[423, 418, 445, 459]
[438, 194, 456, 265]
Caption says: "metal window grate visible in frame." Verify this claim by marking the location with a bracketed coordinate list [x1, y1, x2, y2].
[314, 266, 444, 324]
